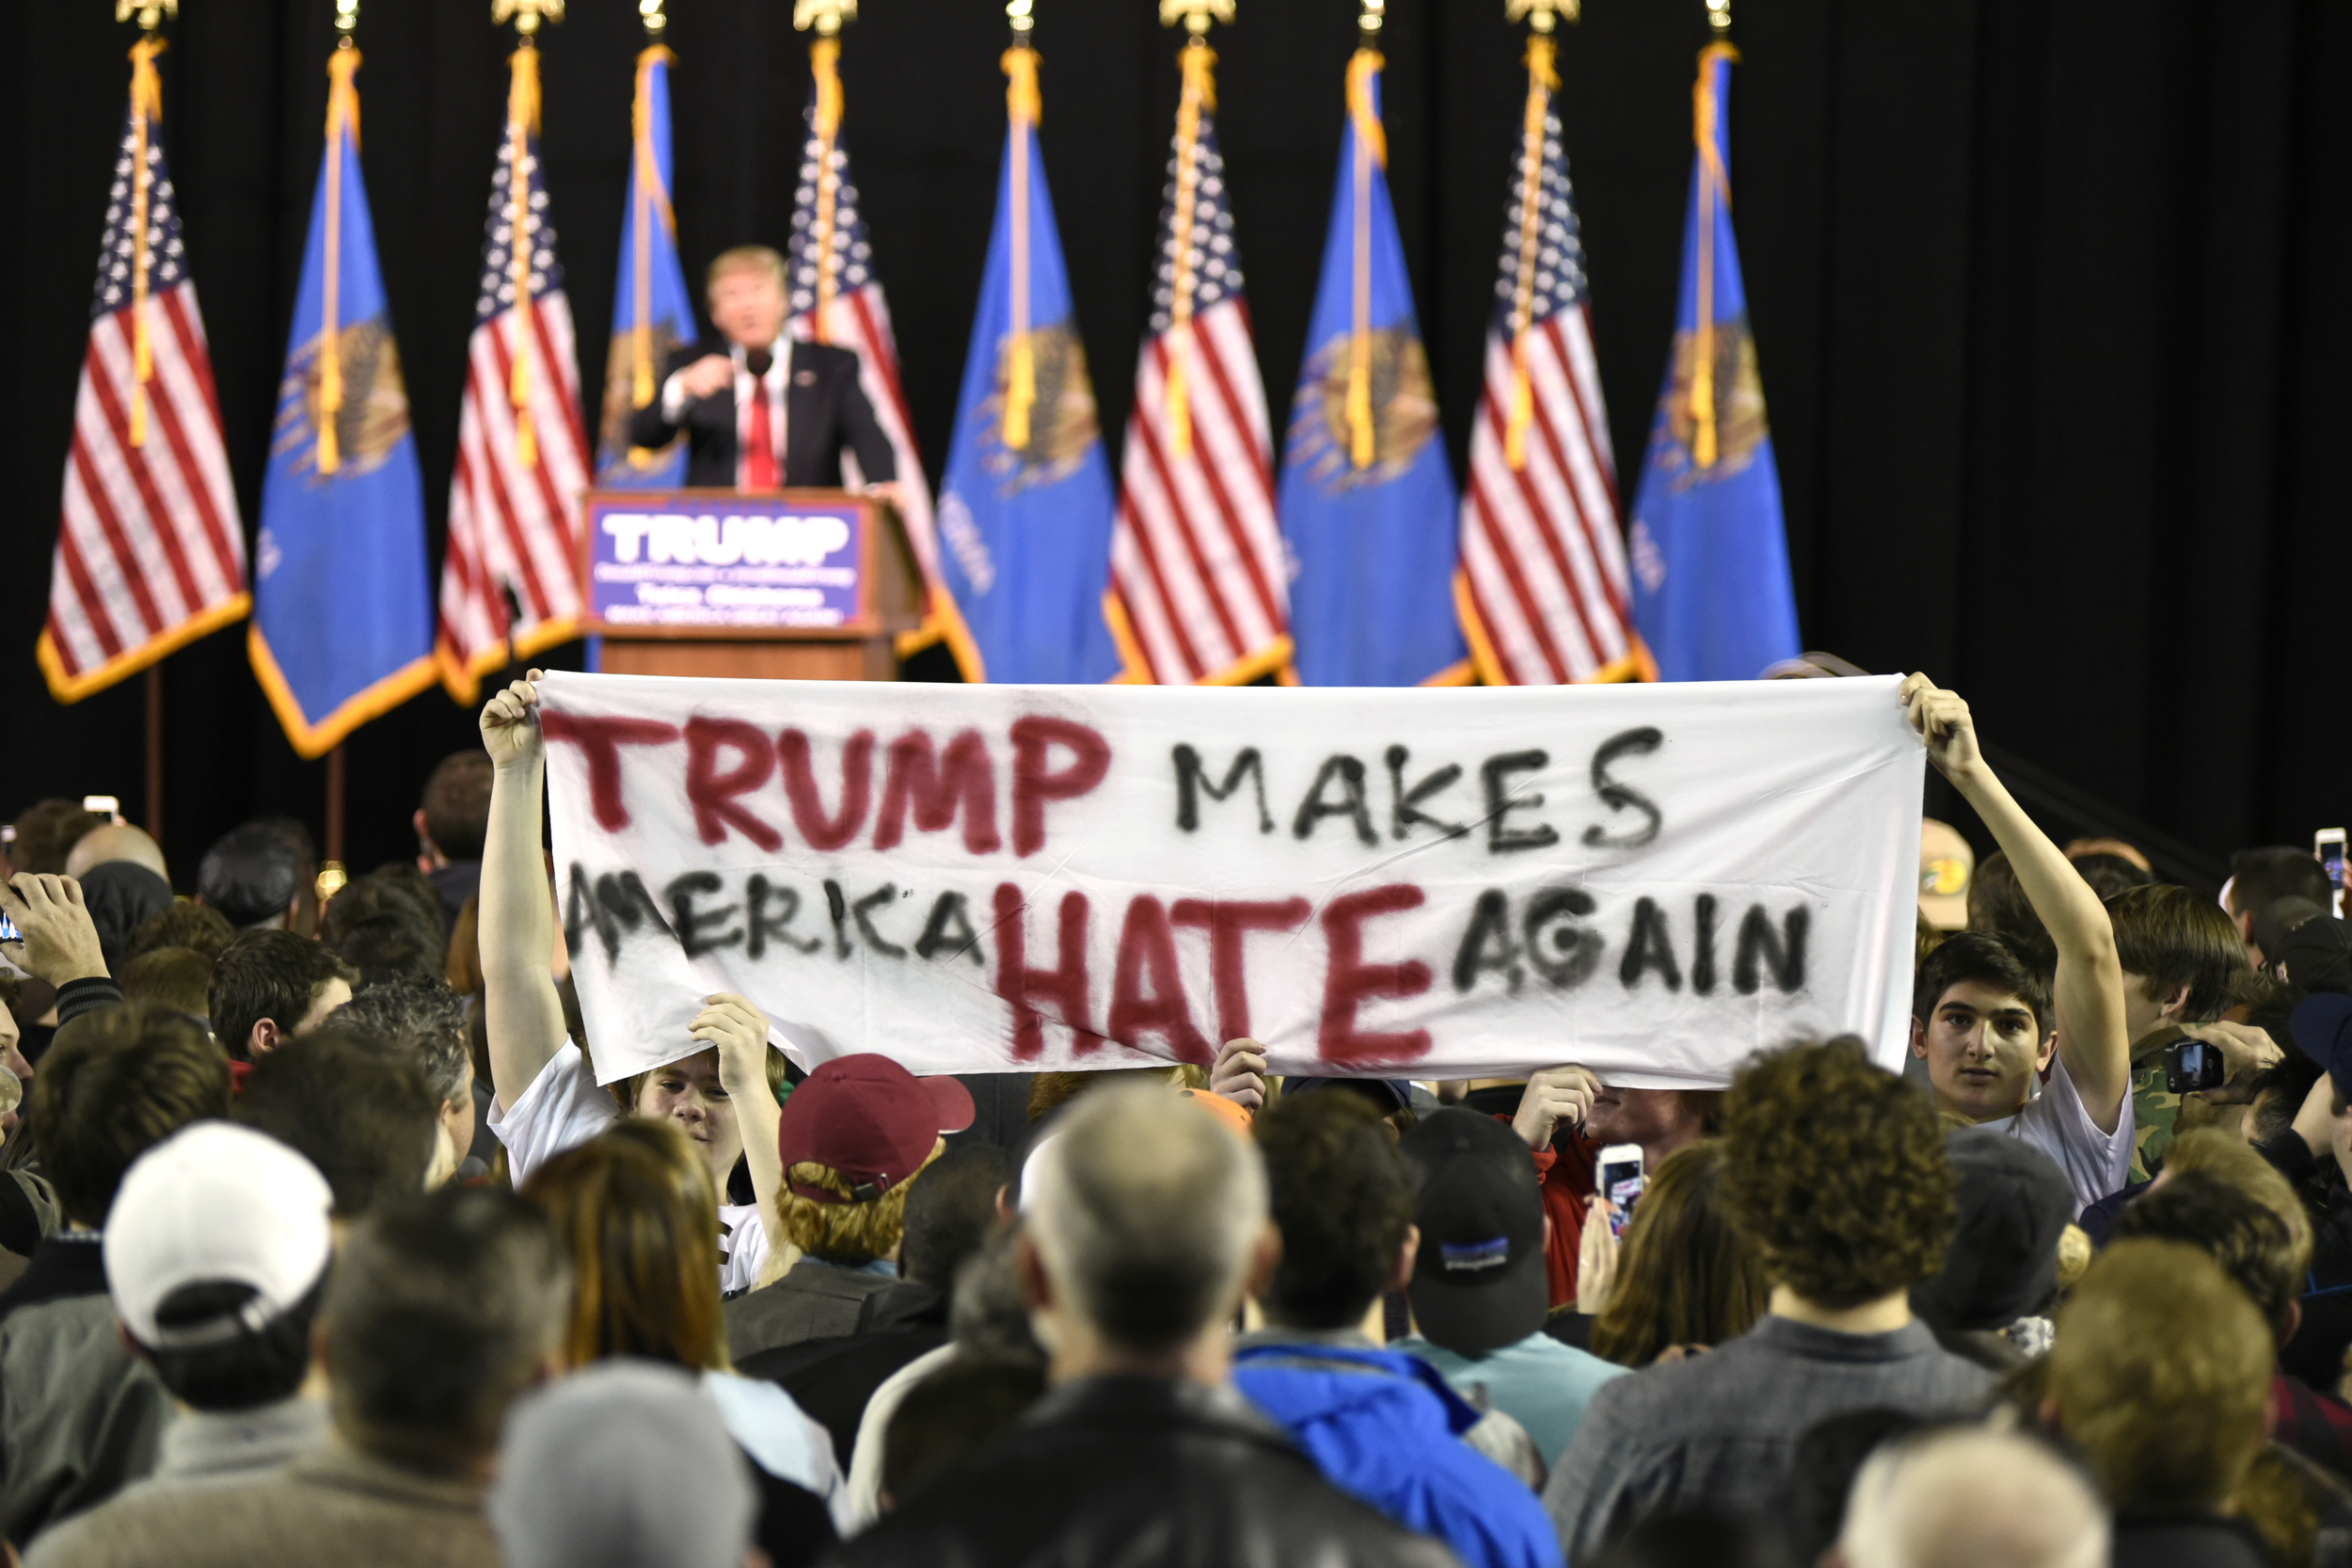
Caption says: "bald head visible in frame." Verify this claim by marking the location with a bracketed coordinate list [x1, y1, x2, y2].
[66, 823, 167, 885]
[1837, 1428, 2106, 1568]
[1026, 1085, 1265, 1355]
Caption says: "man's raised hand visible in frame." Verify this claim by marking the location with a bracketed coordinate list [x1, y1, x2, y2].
[0, 875, 109, 987]
[1899, 673, 1984, 784]
[479, 669, 547, 772]
[1513, 1064, 1599, 1151]
[692, 992, 775, 1097]
[1210, 1037, 1269, 1114]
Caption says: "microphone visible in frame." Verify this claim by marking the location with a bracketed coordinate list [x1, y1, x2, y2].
[745, 348, 773, 378]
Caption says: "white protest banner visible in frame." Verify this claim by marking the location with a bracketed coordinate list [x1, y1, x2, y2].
[537, 671, 1925, 1086]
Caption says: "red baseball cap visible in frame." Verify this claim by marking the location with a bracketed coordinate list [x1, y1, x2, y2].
[775, 1055, 976, 1204]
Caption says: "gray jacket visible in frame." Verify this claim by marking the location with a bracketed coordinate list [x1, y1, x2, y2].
[20, 1439, 501, 1568]
[1543, 1314, 1995, 1560]
[0, 1236, 171, 1548]
[724, 1257, 898, 1363]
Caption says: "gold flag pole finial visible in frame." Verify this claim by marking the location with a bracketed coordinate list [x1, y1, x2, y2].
[793, 0, 855, 37]
[1503, 0, 1579, 34]
[640, 0, 665, 35]
[115, 0, 177, 33]
[491, 0, 564, 37]
[1158, 0, 1232, 40]
[1705, 0, 1730, 33]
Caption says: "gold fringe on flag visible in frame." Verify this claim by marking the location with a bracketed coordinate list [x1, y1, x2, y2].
[505, 43, 542, 470]
[1001, 45, 1041, 450]
[1688, 41, 1738, 471]
[1343, 47, 1384, 470]
[125, 36, 166, 450]
[318, 45, 363, 475]
[1163, 39, 1216, 462]
[809, 36, 844, 343]
[629, 45, 675, 408]
[1504, 32, 1557, 472]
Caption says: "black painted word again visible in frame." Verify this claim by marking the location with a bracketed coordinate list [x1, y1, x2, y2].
[1451, 890, 1808, 997]
[1171, 726, 1665, 855]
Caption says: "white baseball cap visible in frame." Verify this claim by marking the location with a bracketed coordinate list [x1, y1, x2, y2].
[103, 1120, 334, 1349]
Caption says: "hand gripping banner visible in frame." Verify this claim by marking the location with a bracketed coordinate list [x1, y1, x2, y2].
[538, 672, 1923, 1085]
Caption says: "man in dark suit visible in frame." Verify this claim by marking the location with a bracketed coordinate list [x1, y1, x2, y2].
[625, 245, 899, 496]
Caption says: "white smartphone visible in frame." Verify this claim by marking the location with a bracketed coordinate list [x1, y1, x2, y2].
[82, 795, 122, 824]
[1597, 1144, 1645, 1238]
[2317, 828, 2346, 921]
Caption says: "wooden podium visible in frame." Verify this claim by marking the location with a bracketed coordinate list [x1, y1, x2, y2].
[578, 489, 920, 682]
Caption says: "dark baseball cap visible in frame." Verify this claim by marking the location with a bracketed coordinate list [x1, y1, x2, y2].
[197, 823, 301, 927]
[1911, 1128, 2074, 1334]
[775, 1055, 975, 1204]
[1398, 1109, 1547, 1355]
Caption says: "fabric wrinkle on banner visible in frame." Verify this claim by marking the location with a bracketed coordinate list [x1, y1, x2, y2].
[536, 673, 1924, 1086]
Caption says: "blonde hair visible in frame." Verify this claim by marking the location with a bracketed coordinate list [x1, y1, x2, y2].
[707, 245, 787, 293]
[2051, 1238, 2271, 1513]
[776, 1137, 946, 1266]
[2163, 1127, 2313, 1274]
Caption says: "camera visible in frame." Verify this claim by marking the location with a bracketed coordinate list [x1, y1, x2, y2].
[2165, 1039, 2226, 1096]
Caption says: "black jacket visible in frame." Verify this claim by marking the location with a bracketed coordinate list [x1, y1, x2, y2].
[622, 337, 896, 490]
[823, 1375, 1462, 1568]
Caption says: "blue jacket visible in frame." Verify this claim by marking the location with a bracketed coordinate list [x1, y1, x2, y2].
[1233, 1342, 1562, 1568]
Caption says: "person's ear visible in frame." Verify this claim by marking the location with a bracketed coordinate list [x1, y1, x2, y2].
[2162, 982, 2192, 1024]
[2037, 1032, 2058, 1072]
[411, 808, 434, 856]
[2037, 1392, 2062, 1433]
[1909, 1015, 1928, 1060]
[113, 1317, 151, 1365]
[1015, 1233, 1053, 1312]
[1244, 1221, 1281, 1302]
[1388, 1224, 1420, 1294]
[249, 1019, 282, 1058]
[2282, 1299, 2303, 1351]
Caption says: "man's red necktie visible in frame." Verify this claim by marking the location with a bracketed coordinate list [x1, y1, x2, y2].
[743, 351, 780, 490]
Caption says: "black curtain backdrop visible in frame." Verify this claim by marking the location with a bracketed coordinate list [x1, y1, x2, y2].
[1, 0, 2344, 885]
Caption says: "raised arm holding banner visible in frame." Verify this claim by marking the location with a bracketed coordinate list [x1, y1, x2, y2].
[520, 672, 1926, 1087]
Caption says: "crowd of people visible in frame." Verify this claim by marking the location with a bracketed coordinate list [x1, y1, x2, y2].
[0, 669, 2345, 1568]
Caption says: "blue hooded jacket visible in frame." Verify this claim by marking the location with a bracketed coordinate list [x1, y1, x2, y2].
[1233, 1343, 1562, 1568]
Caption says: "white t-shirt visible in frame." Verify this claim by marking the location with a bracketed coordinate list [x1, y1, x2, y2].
[706, 1370, 851, 1532]
[1981, 1046, 2135, 1216]
[488, 1042, 773, 1295]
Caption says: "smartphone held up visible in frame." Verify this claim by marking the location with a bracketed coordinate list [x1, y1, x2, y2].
[1597, 1145, 1645, 1239]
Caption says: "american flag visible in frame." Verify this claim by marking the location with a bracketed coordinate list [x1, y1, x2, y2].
[1106, 49, 1291, 687]
[39, 55, 247, 705]
[437, 51, 590, 703]
[1454, 44, 1645, 686]
[784, 67, 945, 643]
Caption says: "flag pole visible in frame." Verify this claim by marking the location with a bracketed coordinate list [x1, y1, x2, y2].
[144, 666, 164, 842]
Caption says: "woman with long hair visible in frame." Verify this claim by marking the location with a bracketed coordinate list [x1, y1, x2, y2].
[522, 1118, 843, 1564]
[1582, 1140, 1769, 1368]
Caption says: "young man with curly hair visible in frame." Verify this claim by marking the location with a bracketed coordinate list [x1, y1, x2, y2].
[1541, 1038, 1993, 1560]
[1900, 674, 2137, 1213]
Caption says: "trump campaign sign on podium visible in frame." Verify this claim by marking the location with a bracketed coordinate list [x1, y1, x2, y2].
[580, 491, 873, 633]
